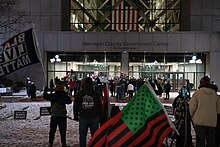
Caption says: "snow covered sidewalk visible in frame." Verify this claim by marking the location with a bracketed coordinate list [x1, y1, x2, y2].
[0, 102, 82, 147]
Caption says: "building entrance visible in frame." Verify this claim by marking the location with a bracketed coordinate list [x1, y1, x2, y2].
[139, 72, 184, 92]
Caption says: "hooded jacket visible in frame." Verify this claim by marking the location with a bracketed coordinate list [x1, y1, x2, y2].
[73, 82, 102, 120]
[189, 83, 220, 127]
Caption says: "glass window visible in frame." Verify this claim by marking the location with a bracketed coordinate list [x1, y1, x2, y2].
[129, 52, 205, 91]
[47, 52, 121, 83]
[69, 0, 181, 32]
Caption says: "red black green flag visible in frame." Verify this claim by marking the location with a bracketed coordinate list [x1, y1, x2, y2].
[89, 83, 174, 147]
[101, 83, 110, 125]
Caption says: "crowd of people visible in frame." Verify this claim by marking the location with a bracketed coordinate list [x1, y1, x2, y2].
[41, 75, 220, 147]
[47, 75, 177, 103]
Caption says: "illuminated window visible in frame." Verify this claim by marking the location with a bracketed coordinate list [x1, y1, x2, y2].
[70, 0, 180, 32]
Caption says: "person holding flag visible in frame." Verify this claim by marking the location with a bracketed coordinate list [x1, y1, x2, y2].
[89, 82, 175, 147]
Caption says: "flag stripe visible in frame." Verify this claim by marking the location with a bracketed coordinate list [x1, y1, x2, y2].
[111, 0, 138, 31]
[107, 125, 130, 146]
[158, 126, 173, 146]
[127, 111, 167, 146]
[106, 110, 171, 146]
[113, 129, 133, 146]
[89, 83, 174, 147]
[140, 119, 171, 146]
[89, 112, 122, 146]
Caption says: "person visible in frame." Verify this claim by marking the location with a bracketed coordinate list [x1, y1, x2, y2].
[154, 79, 163, 97]
[68, 78, 74, 97]
[189, 76, 220, 147]
[26, 80, 31, 97]
[109, 80, 115, 97]
[30, 81, 36, 101]
[49, 79, 55, 94]
[116, 82, 124, 102]
[172, 86, 193, 147]
[73, 77, 102, 147]
[127, 82, 134, 100]
[164, 80, 172, 100]
[186, 79, 191, 97]
[95, 77, 103, 97]
[44, 81, 72, 147]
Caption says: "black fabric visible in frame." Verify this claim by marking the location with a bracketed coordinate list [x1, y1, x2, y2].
[49, 117, 67, 145]
[74, 85, 102, 119]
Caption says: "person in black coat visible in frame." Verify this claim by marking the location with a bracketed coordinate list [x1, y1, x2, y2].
[30, 82, 36, 101]
[44, 81, 72, 147]
[73, 77, 102, 147]
[164, 81, 172, 100]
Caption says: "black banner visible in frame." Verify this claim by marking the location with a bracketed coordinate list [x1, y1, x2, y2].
[0, 28, 40, 77]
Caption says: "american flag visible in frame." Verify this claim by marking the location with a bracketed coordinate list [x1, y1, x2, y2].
[111, 0, 138, 31]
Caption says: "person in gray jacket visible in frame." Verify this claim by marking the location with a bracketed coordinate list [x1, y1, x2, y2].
[189, 76, 220, 147]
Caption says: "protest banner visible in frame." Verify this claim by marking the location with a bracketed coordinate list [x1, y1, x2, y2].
[0, 28, 40, 77]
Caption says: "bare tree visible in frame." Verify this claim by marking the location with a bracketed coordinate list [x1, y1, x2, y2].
[0, 0, 32, 36]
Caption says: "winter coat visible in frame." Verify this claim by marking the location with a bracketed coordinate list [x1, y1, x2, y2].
[73, 85, 102, 120]
[189, 84, 220, 127]
[44, 90, 72, 117]
[164, 83, 172, 93]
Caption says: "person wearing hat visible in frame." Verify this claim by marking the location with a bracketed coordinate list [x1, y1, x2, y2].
[44, 80, 72, 147]
[73, 77, 102, 147]
[189, 76, 220, 147]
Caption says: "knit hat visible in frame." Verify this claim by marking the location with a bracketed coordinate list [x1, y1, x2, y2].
[55, 83, 64, 91]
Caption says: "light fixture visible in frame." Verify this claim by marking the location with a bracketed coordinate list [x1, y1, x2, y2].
[50, 54, 61, 63]
[189, 59, 195, 63]
[189, 55, 202, 64]
[50, 58, 55, 63]
[195, 59, 202, 64]
[192, 55, 197, 60]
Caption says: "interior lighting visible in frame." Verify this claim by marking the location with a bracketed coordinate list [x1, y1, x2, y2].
[189, 55, 202, 64]
[195, 59, 202, 64]
[192, 55, 197, 60]
[50, 54, 61, 63]
[189, 59, 195, 64]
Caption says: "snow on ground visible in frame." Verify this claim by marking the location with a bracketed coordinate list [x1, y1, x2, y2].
[0, 102, 83, 147]
[0, 90, 196, 147]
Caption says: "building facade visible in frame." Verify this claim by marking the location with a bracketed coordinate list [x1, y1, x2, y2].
[2, 0, 220, 91]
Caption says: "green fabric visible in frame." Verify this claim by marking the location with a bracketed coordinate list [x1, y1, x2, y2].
[50, 102, 67, 114]
[121, 83, 162, 134]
